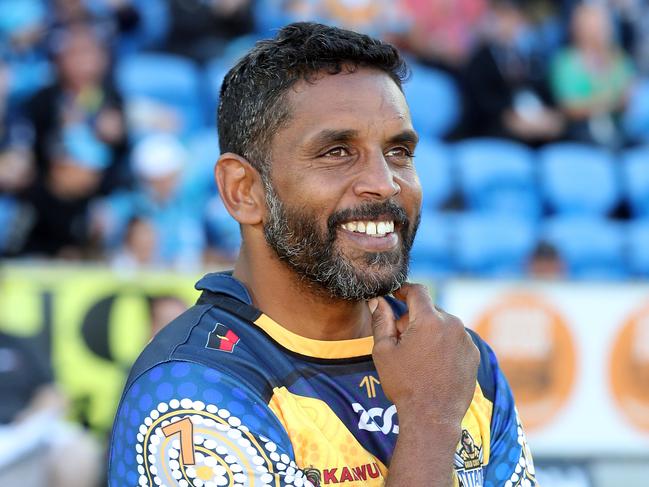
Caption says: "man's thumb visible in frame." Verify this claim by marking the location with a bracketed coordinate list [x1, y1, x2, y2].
[369, 297, 397, 341]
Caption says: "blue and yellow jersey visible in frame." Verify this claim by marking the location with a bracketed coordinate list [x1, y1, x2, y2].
[109, 272, 536, 487]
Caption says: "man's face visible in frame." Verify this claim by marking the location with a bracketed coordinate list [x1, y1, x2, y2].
[262, 68, 422, 300]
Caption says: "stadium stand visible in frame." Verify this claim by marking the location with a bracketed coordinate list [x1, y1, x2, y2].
[115, 53, 203, 137]
[539, 143, 620, 216]
[622, 145, 649, 218]
[454, 138, 540, 217]
[403, 61, 461, 138]
[454, 211, 538, 277]
[543, 215, 627, 280]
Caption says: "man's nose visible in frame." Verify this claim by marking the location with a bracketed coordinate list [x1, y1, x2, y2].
[352, 152, 401, 200]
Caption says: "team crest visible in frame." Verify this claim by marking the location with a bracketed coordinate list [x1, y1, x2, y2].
[454, 429, 484, 487]
[206, 323, 240, 352]
[303, 467, 321, 487]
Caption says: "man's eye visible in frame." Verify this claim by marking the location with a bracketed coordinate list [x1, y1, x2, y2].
[323, 147, 350, 157]
[385, 147, 414, 158]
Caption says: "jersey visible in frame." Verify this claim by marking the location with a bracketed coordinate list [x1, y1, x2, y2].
[109, 272, 536, 487]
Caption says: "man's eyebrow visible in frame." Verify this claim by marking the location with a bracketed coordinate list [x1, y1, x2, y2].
[386, 130, 419, 146]
[305, 129, 360, 149]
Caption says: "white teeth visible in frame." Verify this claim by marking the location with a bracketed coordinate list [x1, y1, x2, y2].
[341, 220, 395, 236]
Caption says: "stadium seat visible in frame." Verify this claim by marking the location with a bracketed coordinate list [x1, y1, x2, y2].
[182, 129, 220, 206]
[542, 216, 627, 279]
[627, 219, 649, 277]
[414, 138, 454, 210]
[115, 53, 203, 136]
[403, 62, 460, 138]
[623, 79, 649, 143]
[621, 146, 649, 217]
[454, 212, 538, 277]
[539, 143, 620, 216]
[454, 138, 540, 217]
[409, 211, 455, 278]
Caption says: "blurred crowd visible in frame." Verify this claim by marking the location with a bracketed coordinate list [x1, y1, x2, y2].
[0, 0, 648, 276]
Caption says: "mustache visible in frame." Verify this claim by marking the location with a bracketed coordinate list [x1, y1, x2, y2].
[327, 201, 409, 232]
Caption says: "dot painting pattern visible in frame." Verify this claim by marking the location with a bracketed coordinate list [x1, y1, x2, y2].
[110, 362, 312, 487]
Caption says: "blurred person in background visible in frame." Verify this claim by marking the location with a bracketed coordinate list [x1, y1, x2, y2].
[163, 0, 255, 63]
[0, 331, 102, 487]
[0, 61, 36, 255]
[98, 134, 205, 270]
[527, 241, 565, 279]
[24, 24, 129, 194]
[453, 0, 564, 144]
[47, 0, 141, 43]
[550, 2, 635, 148]
[16, 124, 110, 258]
[394, 0, 487, 72]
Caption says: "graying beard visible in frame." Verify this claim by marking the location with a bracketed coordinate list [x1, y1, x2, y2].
[262, 177, 407, 300]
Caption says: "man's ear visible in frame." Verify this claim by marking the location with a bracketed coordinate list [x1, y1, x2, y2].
[215, 153, 266, 225]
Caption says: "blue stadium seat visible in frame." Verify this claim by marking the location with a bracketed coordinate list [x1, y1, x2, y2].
[539, 143, 620, 215]
[454, 212, 538, 277]
[623, 79, 649, 143]
[115, 53, 203, 136]
[622, 146, 649, 217]
[409, 211, 455, 278]
[542, 216, 627, 279]
[628, 219, 649, 277]
[414, 138, 454, 210]
[181, 129, 220, 210]
[403, 62, 460, 138]
[454, 138, 540, 217]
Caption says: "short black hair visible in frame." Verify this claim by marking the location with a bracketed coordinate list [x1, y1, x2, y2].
[217, 22, 409, 177]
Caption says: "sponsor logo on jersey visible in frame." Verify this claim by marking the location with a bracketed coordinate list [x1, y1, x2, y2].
[303, 462, 382, 485]
[205, 323, 240, 352]
[454, 429, 484, 487]
[351, 403, 399, 435]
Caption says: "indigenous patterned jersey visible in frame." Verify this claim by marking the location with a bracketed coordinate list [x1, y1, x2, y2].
[109, 272, 536, 487]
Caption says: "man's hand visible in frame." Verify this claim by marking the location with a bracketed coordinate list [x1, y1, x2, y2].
[369, 283, 480, 486]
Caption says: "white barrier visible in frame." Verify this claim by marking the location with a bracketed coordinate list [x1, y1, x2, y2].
[441, 280, 649, 457]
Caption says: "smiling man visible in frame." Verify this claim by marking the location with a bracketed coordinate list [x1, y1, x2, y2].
[109, 23, 536, 487]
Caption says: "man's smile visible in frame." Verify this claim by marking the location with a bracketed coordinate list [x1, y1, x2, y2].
[337, 219, 400, 252]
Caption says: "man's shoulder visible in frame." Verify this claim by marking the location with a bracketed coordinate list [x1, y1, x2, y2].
[123, 302, 274, 400]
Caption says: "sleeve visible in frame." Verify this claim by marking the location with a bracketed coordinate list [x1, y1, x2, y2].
[108, 360, 313, 487]
[482, 348, 537, 487]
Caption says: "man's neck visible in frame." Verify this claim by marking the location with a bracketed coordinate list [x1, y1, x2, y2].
[232, 242, 373, 341]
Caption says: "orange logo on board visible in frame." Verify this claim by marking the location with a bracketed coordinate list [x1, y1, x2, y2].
[610, 303, 649, 433]
[474, 293, 576, 431]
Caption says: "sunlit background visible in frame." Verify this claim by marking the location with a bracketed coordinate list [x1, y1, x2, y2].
[1, 0, 648, 486]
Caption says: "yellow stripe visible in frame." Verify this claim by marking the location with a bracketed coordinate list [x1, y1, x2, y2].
[253, 314, 374, 359]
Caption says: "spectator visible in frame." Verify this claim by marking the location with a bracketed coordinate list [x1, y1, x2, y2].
[0, 331, 102, 487]
[17, 124, 110, 258]
[163, 0, 255, 63]
[99, 134, 205, 269]
[528, 241, 565, 279]
[0, 62, 36, 254]
[454, 0, 564, 144]
[47, 0, 141, 46]
[395, 0, 487, 71]
[550, 3, 635, 148]
[24, 25, 129, 193]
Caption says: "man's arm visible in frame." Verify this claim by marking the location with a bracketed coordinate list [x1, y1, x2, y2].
[370, 284, 480, 486]
[109, 361, 308, 487]
[482, 346, 536, 487]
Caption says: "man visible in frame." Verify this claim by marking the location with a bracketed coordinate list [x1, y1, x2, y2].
[109, 22, 536, 486]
